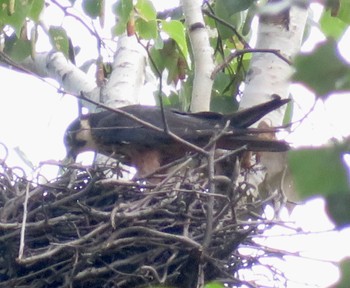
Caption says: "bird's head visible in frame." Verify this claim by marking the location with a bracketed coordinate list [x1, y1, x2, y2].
[64, 115, 96, 161]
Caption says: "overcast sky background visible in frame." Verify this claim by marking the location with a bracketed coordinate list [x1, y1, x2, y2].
[0, 1, 350, 287]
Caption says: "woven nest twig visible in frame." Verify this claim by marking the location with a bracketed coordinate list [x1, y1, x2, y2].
[0, 145, 285, 288]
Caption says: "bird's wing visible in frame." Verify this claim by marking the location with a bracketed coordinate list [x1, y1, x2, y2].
[90, 105, 221, 146]
[228, 95, 289, 128]
[88, 98, 289, 151]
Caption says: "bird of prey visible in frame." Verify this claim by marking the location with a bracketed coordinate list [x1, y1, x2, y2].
[64, 96, 289, 177]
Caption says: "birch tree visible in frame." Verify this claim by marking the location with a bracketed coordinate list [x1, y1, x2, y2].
[0, 0, 350, 287]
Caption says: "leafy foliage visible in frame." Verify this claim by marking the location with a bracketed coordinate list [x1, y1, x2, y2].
[288, 1, 350, 235]
[204, 281, 225, 288]
[320, 9, 348, 40]
[161, 20, 188, 60]
[49, 26, 70, 57]
[135, 0, 156, 20]
[326, 193, 350, 228]
[3, 34, 31, 61]
[0, 0, 33, 35]
[293, 39, 350, 98]
[135, 0, 157, 39]
[337, 0, 350, 23]
[112, 0, 133, 35]
[214, 0, 255, 39]
[337, 258, 350, 288]
[288, 147, 349, 197]
[82, 0, 104, 19]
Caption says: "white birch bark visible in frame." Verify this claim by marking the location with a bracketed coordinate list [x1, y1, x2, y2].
[241, 4, 308, 206]
[102, 35, 147, 108]
[19, 33, 146, 173]
[241, 5, 308, 126]
[181, 0, 214, 112]
[21, 51, 98, 98]
[20, 34, 146, 109]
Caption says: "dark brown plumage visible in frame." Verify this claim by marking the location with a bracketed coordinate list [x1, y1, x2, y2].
[64, 96, 289, 177]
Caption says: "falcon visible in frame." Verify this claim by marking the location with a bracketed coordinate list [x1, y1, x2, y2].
[64, 96, 289, 177]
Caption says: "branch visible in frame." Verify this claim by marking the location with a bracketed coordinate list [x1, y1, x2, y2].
[20, 51, 98, 96]
[18, 183, 30, 260]
[240, 4, 308, 118]
[203, 142, 216, 248]
[181, 0, 214, 112]
[102, 35, 147, 108]
[202, 8, 250, 49]
[212, 48, 292, 79]
[16, 223, 109, 265]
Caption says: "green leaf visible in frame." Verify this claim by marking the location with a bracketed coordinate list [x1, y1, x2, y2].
[179, 75, 193, 111]
[28, 0, 44, 22]
[153, 33, 164, 50]
[337, 258, 350, 288]
[215, 0, 254, 16]
[282, 97, 293, 126]
[214, 0, 254, 39]
[320, 9, 348, 39]
[154, 91, 181, 110]
[4, 35, 31, 61]
[338, 0, 350, 24]
[326, 192, 350, 228]
[288, 147, 349, 198]
[112, 0, 133, 35]
[161, 20, 188, 60]
[204, 281, 225, 288]
[151, 39, 185, 84]
[211, 72, 239, 113]
[49, 26, 69, 58]
[150, 46, 165, 73]
[293, 39, 350, 97]
[0, 0, 32, 35]
[82, 0, 103, 19]
[210, 94, 238, 114]
[135, 0, 156, 21]
[212, 72, 232, 94]
[135, 18, 157, 39]
[167, 91, 181, 108]
[152, 40, 176, 73]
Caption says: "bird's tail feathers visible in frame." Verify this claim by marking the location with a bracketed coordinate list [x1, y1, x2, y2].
[228, 95, 290, 128]
[217, 135, 289, 152]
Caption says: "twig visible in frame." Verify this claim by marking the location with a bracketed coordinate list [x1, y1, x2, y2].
[203, 138, 216, 248]
[74, 250, 157, 281]
[95, 178, 155, 189]
[0, 214, 83, 231]
[51, 0, 104, 47]
[135, 35, 170, 133]
[17, 223, 109, 265]
[0, 259, 72, 286]
[212, 48, 292, 79]
[18, 182, 30, 260]
[202, 7, 250, 48]
[154, 158, 193, 189]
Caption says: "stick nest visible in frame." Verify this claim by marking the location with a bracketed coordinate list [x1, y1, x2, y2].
[0, 148, 284, 288]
